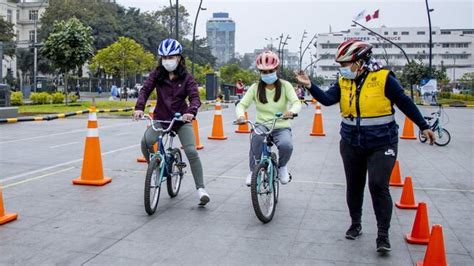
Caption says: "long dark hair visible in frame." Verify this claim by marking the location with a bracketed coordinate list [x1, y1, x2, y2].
[257, 78, 282, 104]
[155, 55, 188, 84]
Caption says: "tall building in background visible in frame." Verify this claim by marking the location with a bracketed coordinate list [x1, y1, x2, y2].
[315, 26, 474, 84]
[206, 12, 235, 66]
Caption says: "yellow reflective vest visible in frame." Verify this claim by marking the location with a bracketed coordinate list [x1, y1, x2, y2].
[339, 69, 393, 118]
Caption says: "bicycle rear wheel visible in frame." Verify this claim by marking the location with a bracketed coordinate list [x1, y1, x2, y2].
[167, 148, 184, 198]
[251, 162, 276, 223]
[144, 158, 162, 215]
[434, 128, 451, 146]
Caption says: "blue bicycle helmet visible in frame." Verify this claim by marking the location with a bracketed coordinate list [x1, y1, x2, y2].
[158, 38, 183, 56]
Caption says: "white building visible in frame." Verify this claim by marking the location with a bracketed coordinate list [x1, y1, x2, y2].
[315, 26, 474, 84]
[0, 0, 48, 82]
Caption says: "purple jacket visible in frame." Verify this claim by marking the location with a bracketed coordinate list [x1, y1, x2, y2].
[135, 69, 201, 124]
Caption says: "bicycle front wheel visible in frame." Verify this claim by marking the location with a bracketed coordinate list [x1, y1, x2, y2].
[251, 162, 276, 223]
[419, 130, 427, 143]
[144, 158, 162, 215]
[435, 128, 451, 146]
[167, 148, 184, 198]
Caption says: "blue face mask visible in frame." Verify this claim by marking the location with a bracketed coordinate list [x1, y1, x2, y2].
[261, 72, 278, 84]
[339, 65, 357, 80]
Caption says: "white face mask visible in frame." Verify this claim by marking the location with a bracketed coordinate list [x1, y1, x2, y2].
[162, 59, 179, 72]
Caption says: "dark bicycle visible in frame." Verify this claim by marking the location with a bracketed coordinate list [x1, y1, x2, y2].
[141, 113, 187, 215]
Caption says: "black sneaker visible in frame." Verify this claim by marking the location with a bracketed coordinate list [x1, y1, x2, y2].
[376, 236, 391, 253]
[345, 224, 362, 240]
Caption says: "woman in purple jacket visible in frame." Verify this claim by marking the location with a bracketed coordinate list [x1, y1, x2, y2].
[133, 39, 210, 206]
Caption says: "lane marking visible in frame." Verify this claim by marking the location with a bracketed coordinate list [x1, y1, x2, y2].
[205, 175, 474, 193]
[0, 144, 139, 183]
[3, 167, 75, 188]
[0, 121, 137, 145]
[50, 142, 79, 149]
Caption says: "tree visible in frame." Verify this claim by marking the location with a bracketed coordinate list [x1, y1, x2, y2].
[219, 63, 258, 85]
[398, 60, 450, 89]
[152, 5, 192, 37]
[185, 60, 214, 85]
[90, 37, 156, 87]
[181, 37, 216, 67]
[458, 72, 474, 93]
[0, 16, 15, 57]
[41, 17, 94, 104]
[39, 0, 121, 50]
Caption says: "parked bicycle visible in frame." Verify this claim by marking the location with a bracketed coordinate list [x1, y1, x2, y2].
[234, 112, 297, 223]
[419, 105, 451, 146]
[141, 113, 187, 215]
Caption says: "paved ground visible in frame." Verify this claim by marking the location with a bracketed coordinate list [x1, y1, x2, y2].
[0, 103, 472, 265]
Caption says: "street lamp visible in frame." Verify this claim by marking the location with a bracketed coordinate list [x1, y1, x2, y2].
[191, 0, 206, 76]
[280, 35, 291, 71]
[299, 30, 307, 70]
[425, 0, 434, 76]
[264, 37, 278, 51]
[175, 0, 179, 40]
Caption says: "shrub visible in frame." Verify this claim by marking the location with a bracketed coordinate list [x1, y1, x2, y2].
[68, 92, 78, 103]
[30, 92, 51, 104]
[198, 87, 206, 100]
[10, 91, 23, 106]
[51, 92, 65, 104]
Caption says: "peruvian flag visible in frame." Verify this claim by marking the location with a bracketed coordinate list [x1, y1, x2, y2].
[365, 9, 380, 22]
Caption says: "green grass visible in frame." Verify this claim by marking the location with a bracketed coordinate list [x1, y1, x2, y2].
[437, 98, 474, 106]
[18, 101, 137, 115]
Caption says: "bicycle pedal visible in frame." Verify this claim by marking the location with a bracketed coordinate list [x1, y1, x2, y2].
[176, 162, 187, 169]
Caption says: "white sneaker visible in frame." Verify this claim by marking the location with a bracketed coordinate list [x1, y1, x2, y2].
[246, 172, 253, 187]
[279, 166, 290, 185]
[197, 188, 210, 206]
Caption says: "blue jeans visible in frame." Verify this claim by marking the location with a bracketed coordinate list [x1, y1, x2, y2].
[249, 126, 293, 171]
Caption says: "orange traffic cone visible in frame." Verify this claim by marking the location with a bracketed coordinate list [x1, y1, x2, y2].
[208, 100, 227, 140]
[73, 107, 112, 186]
[235, 112, 251, 133]
[406, 202, 431, 245]
[137, 105, 156, 163]
[416, 224, 449, 266]
[401, 116, 417, 140]
[389, 160, 404, 187]
[395, 176, 418, 209]
[192, 119, 204, 150]
[0, 187, 17, 225]
[310, 102, 326, 136]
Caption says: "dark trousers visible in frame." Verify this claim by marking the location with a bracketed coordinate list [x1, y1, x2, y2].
[339, 139, 397, 237]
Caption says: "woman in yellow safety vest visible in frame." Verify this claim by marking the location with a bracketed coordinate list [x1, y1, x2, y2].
[295, 39, 435, 253]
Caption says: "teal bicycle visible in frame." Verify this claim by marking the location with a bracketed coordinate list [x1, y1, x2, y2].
[142, 113, 187, 215]
[234, 113, 297, 223]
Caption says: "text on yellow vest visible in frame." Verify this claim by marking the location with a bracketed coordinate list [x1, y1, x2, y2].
[339, 69, 392, 118]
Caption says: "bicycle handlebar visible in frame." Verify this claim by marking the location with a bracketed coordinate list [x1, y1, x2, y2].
[233, 113, 298, 136]
[141, 113, 184, 133]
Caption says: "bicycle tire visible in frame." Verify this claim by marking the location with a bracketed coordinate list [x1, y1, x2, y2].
[419, 130, 428, 143]
[251, 162, 276, 223]
[270, 152, 279, 204]
[167, 148, 184, 198]
[144, 158, 162, 215]
[434, 128, 451, 146]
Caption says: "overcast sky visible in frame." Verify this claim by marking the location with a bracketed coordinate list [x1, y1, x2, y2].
[116, 0, 473, 55]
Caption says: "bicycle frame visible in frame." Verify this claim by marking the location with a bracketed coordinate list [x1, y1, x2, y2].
[258, 136, 276, 194]
[143, 114, 182, 187]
